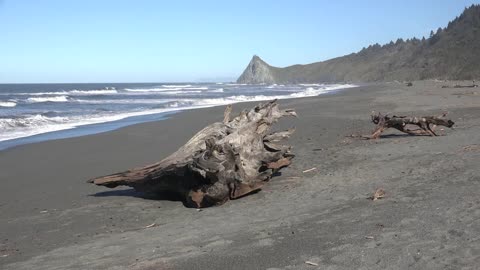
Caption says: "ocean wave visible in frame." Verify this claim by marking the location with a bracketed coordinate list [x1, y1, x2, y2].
[299, 83, 322, 87]
[195, 95, 271, 105]
[158, 90, 202, 94]
[290, 84, 357, 97]
[16, 89, 118, 96]
[0, 83, 358, 142]
[0, 101, 17, 107]
[75, 98, 172, 104]
[209, 88, 224, 93]
[0, 114, 69, 129]
[124, 88, 180, 92]
[0, 107, 191, 142]
[162, 84, 192, 88]
[169, 84, 358, 107]
[27, 96, 69, 103]
[69, 89, 118, 95]
[166, 95, 279, 108]
[0, 114, 78, 141]
[183, 87, 209, 90]
[1, 94, 285, 141]
[29, 91, 69, 96]
[124, 88, 206, 94]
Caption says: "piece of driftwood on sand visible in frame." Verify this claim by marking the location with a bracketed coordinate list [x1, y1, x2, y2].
[89, 100, 296, 208]
[370, 112, 455, 139]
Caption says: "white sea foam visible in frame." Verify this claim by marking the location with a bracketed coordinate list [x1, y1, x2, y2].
[0, 101, 17, 107]
[124, 88, 180, 92]
[194, 95, 273, 105]
[69, 89, 118, 95]
[159, 90, 202, 94]
[0, 106, 199, 142]
[225, 83, 247, 86]
[0, 114, 70, 141]
[299, 83, 322, 87]
[177, 84, 358, 107]
[124, 88, 206, 94]
[15, 89, 118, 96]
[0, 83, 358, 142]
[26, 91, 69, 96]
[162, 84, 192, 88]
[290, 84, 357, 97]
[209, 88, 224, 93]
[27, 96, 69, 103]
[75, 99, 172, 104]
[183, 87, 209, 90]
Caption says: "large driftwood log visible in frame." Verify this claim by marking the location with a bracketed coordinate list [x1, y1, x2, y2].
[370, 112, 454, 139]
[88, 100, 296, 208]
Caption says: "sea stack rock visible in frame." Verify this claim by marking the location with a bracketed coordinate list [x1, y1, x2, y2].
[237, 55, 276, 84]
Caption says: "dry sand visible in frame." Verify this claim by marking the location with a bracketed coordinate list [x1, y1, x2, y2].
[0, 81, 479, 269]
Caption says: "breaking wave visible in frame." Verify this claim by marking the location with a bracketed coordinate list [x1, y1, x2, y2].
[21, 89, 118, 96]
[184, 87, 209, 90]
[69, 89, 118, 95]
[162, 84, 192, 88]
[0, 101, 17, 107]
[209, 88, 224, 93]
[0, 83, 358, 143]
[124, 88, 179, 92]
[75, 99, 172, 104]
[27, 96, 69, 103]
[0, 107, 187, 142]
[299, 83, 322, 87]
[124, 86, 209, 93]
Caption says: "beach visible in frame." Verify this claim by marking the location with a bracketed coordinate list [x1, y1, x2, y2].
[1, 81, 479, 269]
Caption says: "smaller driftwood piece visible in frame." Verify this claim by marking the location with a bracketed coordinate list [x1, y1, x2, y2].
[89, 100, 296, 208]
[370, 112, 454, 139]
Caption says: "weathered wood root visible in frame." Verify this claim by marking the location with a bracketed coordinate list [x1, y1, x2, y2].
[88, 100, 296, 208]
[370, 112, 454, 139]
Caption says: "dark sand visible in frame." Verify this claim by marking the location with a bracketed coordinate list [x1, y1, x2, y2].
[1, 81, 479, 269]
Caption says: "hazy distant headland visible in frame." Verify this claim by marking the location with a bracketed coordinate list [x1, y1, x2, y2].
[238, 4, 480, 84]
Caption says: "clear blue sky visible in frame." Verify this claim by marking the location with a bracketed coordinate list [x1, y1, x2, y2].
[0, 0, 478, 83]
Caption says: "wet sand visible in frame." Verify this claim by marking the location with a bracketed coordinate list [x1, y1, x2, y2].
[1, 81, 479, 269]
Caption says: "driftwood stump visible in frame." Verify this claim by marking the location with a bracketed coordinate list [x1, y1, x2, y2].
[89, 100, 296, 208]
[370, 112, 454, 139]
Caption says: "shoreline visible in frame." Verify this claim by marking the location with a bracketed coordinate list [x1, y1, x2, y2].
[0, 84, 358, 151]
[1, 81, 479, 269]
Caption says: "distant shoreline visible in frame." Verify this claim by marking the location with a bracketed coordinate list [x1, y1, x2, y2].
[0, 83, 358, 151]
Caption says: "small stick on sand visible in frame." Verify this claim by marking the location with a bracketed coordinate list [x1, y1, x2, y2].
[302, 168, 317, 173]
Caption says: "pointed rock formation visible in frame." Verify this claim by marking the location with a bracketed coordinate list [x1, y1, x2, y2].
[237, 55, 277, 84]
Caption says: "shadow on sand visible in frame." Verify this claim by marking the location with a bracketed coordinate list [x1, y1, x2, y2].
[380, 133, 431, 138]
[90, 188, 185, 203]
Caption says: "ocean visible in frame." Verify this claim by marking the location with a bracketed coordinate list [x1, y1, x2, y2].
[0, 82, 356, 150]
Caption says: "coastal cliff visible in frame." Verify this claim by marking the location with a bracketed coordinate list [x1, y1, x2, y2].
[237, 4, 480, 84]
[237, 55, 277, 84]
